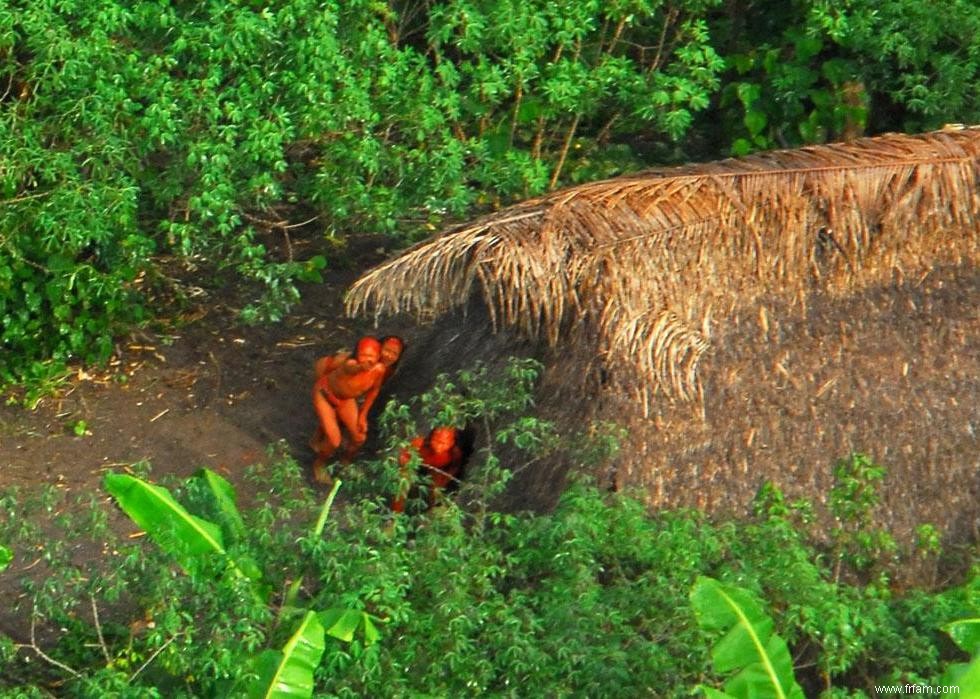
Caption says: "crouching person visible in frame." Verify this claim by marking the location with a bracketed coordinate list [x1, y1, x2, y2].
[392, 426, 463, 514]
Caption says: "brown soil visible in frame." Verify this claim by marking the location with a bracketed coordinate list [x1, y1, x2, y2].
[0, 245, 390, 497]
[0, 236, 403, 640]
[0, 239, 977, 611]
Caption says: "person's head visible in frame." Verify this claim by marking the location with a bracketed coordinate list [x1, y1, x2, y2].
[354, 336, 381, 369]
[428, 426, 457, 455]
[379, 335, 405, 367]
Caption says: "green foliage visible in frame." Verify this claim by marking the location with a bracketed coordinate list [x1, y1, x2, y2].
[946, 618, 980, 657]
[1, 462, 975, 696]
[0, 367, 976, 696]
[706, 0, 980, 153]
[691, 576, 805, 699]
[4, 0, 978, 388]
[835, 0, 980, 131]
[104, 471, 231, 574]
[943, 626, 980, 695]
[0, 0, 726, 387]
[829, 453, 897, 580]
[940, 576, 980, 695]
[106, 468, 378, 684]
[246, 611, 325, 699]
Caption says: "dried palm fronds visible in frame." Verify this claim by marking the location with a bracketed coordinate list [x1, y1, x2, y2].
[346, 127, 980, 402]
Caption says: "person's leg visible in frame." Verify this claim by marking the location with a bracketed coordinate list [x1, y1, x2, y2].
[341, 434, 367, 463]
[312, 389, 343, 483]
[309, 426, 325, 452]
[335, 399, 366, 464]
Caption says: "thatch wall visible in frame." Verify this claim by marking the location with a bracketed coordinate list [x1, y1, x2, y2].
[350, 128, 980, 563]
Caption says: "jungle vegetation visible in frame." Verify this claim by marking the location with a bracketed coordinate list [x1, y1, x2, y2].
[1, 0, 979, 385]
[1, 361, 978, 696]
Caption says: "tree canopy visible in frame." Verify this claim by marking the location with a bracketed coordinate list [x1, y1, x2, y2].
[1, 0, 978, 386]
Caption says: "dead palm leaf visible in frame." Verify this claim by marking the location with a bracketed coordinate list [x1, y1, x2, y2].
[346, 127, 980, 402]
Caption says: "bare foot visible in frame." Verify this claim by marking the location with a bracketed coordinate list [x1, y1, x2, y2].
[312, 460, 333, 485]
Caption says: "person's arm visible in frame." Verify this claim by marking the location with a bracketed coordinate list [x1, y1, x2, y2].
[314, 351, 349, 379]
[356, 369, 386, 434]
[399, 438, 424, 466]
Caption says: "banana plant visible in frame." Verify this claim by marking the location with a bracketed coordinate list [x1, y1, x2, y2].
[106, 471, 239, 572]
[690, 576, 805, 699]
[942, 618, 980, 697]
[106, 469, 379, 698]
[247, 611, 326, 699]
[197, 467, 248, 543]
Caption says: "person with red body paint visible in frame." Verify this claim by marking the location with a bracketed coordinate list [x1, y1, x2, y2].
[310, 336, 383, 483]
[310, 336, 405, 482]
[392, 426, 463, 513]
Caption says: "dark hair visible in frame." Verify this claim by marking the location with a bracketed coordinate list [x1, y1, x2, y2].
[380, 335, 405, 351]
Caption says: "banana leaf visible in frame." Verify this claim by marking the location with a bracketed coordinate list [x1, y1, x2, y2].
[105, 472, 226, 572]
[946, 619, 980, 656]
[193, 468, 247, 543]
[942, 657, 980, 699]
[942, 618, 980, 697]
[248, 610, 325, 699]
[690, 576, 805, 699]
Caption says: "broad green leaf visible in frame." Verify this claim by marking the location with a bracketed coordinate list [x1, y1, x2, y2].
[731, 138, 753, 156]
[691, 577, 805, 699]
[319, 608, 380, 645]
[959, 657, 980, 699]
[0, 544, 11, 573]
[105, 472, 225, 571]
[736, 82, 760, 108]
[942, 656, 980, 699]
[248, 611, 325, 699]
[943, 617, 980, 698]
[743, 109, 767, 138]
[194, 468, 246, 541]
[362, 614, 380, 645]
[320, 608, 363, 643]
[700, 688, 735, 699]
[945, 618, 980, 656]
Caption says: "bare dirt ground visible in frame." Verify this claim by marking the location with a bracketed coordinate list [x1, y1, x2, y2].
[0, 242, 408, 504]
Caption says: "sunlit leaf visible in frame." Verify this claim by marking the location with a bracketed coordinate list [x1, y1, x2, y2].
[105, 472, 225, 571]
[691, 576, 805, 699]
[248, 611, 325, 699]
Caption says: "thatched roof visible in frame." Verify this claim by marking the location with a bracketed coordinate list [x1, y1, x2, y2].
[348, 127, 980, 406]
[347, 129, 980, 578]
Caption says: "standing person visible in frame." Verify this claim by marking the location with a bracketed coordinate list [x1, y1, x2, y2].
[310, 335, 406, 467]
[392, 426, 463, 513]
[310, 336, 385, 483]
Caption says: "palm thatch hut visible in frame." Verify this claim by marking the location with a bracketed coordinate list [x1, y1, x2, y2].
[347, 127, 980, 566]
